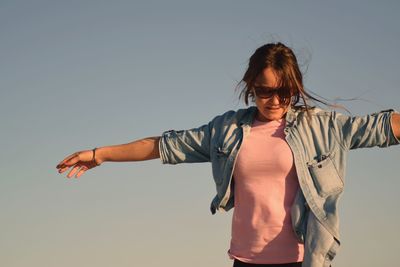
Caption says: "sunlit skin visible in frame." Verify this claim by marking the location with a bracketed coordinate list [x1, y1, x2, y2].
[392, 113, 400, 139]
[253, 68, 291, 122]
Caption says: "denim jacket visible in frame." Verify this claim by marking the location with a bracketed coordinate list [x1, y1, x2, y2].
[158, 105, 399, 267]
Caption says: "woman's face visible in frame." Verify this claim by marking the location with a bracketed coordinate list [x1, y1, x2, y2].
[252, 68, 291, 122]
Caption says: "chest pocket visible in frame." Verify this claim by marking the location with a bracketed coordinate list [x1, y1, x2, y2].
[307, 153, 344, 198]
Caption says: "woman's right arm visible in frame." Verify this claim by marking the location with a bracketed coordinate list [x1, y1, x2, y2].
[56, 136, 161, 178]
[96, 136, 161, 163]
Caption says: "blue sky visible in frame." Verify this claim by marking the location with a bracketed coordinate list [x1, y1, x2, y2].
[1, 1, 400, 266]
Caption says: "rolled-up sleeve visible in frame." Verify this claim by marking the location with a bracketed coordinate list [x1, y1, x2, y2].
[158, 120, 213, 164]
[331, 109, 400, 151]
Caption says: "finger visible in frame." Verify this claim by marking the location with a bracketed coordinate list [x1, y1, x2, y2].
[58, 153, 80, 169]
[58, 167, 67, 173]
[75, 166, 88, 178]
[58, 166, 72, 174]
[57, 152, 79, 168]
[66, 165, 82, 178]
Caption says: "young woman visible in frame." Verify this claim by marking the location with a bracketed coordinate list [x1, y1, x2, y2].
[56, 42, 400, 267]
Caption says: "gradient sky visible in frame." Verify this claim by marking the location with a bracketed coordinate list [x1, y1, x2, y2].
[1, 1, 400, 267]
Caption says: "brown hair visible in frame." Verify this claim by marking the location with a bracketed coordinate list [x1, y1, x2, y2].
[236, 42, 346, 115]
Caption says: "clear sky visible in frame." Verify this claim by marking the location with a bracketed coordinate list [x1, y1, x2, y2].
[1, 1, 400, 266]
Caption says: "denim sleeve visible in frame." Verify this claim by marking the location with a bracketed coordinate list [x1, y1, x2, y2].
[158, 120, 213, 164]
[331, 109, 400, 150]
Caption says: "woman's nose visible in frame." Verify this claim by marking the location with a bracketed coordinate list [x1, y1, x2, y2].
[270, 94, 281, 105]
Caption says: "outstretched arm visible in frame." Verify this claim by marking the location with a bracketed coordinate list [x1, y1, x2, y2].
[391, 113, 400, 139]
[332, 109, 400, 150]
[95, 136, 161, 164]
[56, 136, 161, 178]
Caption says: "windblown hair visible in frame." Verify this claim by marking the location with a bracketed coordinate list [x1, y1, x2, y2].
[237, 42, 345, 115]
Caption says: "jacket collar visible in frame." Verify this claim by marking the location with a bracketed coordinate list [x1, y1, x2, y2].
[285, 105, 297, 126]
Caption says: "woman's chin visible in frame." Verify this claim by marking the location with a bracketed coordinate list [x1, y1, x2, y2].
[255, 109, 284, 121]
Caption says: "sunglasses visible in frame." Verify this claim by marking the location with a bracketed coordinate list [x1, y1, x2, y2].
[252, 86, 292, 103]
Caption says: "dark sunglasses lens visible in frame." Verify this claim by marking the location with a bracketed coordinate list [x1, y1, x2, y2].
[279, 90, 292, 100]
[254, 88, 291, 101]
[255, 88, 274, 98]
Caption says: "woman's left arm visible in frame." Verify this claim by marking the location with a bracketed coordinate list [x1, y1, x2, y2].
[332, 109, 400, 150]
[391, 113, 400, 139]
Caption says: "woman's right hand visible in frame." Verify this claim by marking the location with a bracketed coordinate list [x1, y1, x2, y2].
[56, 149, 101, 178]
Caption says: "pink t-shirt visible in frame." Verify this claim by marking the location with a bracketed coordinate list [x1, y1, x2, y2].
[227, 118, 304, 264]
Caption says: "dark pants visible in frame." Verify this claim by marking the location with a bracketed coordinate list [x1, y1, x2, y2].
[233, 259, 303, 267]
[233, 259, 331, 267]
